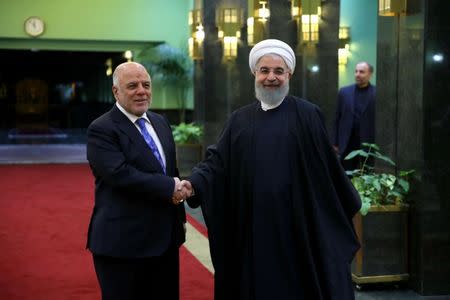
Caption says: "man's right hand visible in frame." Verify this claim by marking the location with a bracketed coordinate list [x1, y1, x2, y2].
[180, 180, 194, 197]
[172, 178, 192, 205]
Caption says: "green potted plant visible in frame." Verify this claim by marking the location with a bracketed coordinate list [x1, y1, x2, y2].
[137, 43, 193, 123]
[345, 143, 415, 215]
[172, 122, 203, 144]
[345, 143, 415, 286]
[171, 122, 203, 178]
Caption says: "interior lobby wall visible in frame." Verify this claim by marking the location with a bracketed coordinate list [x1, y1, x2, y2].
[0, 0, 189, 50]
[0, 1, 192, 117]
[339, 0, 377, 87]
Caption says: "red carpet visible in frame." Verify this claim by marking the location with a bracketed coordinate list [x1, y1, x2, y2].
[0, 164, 213, 300]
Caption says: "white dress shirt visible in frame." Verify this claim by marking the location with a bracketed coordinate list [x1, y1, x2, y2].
[116, 102, 167, 167]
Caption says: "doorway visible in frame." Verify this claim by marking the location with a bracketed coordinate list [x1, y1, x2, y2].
[0, 49, 125, 144]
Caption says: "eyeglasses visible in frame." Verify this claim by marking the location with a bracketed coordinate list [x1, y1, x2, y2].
[256, 67, 289, 76]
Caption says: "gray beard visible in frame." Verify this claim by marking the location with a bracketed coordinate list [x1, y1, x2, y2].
[255, 82, 289, 106]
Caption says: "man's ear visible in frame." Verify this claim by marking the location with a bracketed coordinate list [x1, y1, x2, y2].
[112, 85, 118, 100]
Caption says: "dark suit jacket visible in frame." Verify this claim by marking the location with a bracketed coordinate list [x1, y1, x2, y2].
[86, 104, 185, 258]
[332, 83, 376, 156]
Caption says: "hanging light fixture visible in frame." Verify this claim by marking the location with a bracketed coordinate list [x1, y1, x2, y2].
[188, 0, 203, 60]
[247, 0, 270, 46]
[292, 0, 321, 43]
[379, 0, 407, 16]
[223, 36, 239, 58]
[301, 14, 319, 42]
[257, 1, 270, 22]
[338, 26, 351, 66]
[217, 6, 243, 60]
[292, 0, 300, 18]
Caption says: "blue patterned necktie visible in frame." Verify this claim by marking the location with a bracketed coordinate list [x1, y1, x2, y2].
[136, 118, 166, 174]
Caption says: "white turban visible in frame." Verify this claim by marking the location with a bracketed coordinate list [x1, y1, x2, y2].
[249, 39, 296, 74]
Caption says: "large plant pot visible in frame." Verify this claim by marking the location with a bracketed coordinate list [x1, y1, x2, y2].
[176, 143, 203, 178]
[352, 204, 409, 285]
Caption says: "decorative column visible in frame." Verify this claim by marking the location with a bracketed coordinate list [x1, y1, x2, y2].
[376, 0, 450, 294]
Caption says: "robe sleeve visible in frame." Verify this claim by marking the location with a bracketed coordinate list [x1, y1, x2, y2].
[313, 105, 362, 220]
[185, 114, 235, 280]
[186, 113, 233, 210]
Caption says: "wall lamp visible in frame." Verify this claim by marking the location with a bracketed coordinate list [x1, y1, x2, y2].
[338, 26, 351, 66]
[188, 5, 204, 60]
[105, 58, 113, 76]
[124, 50, 133, 62]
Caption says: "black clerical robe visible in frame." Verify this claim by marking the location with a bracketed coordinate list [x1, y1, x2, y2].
[188, 96, 361, 300]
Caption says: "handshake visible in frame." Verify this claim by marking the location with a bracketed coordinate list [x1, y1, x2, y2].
[172, 178, 193, 205]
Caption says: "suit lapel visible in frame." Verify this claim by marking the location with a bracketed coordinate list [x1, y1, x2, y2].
[111, 105, 142, 144]
[110, 106, 165, 173]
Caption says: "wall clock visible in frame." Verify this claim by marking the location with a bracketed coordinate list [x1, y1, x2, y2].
[24, 16, 45, 37]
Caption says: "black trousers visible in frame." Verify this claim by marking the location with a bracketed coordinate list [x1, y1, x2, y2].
[93, 246, 180, 300]
[341, 126, 362, 172]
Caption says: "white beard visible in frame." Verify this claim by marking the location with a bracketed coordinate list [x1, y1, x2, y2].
[255, 82, 289, 107]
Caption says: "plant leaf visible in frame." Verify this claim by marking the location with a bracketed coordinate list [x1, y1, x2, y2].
[346, 143, 413, 208]
[344, 150, 368, 160]
[398, 178, 410, 192]
[172, 122, 203, 144]
[360, 200, 371, 216]
[368, 152, 396, 166]
[362, 143, 380, 151]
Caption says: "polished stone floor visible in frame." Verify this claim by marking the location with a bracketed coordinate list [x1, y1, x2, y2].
[186, 206, 447, 299]
[0, 144, 87, 164]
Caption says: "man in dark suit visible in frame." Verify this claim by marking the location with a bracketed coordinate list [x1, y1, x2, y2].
[86, 62, 187, 300]
[332, 61, 376, 171]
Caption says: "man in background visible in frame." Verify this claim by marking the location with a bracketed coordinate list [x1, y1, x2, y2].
[332, 61, 376, 170]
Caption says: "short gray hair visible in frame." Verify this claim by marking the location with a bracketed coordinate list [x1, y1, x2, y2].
[357, 61, 374, 73]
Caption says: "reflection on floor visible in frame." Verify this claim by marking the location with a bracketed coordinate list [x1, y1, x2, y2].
[0, 129, 87, 145]
[0, 144, 87, 164]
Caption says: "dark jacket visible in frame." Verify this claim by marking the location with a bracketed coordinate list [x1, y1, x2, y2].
[332, 83, 376, 155]
[86, 105, 185, 257]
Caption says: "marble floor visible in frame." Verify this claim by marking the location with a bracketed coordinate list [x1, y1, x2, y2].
[0, 144, 87, 164]
[184, 205, 446, 300]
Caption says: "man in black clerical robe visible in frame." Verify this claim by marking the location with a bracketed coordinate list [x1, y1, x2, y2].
[184, 39, 361, 300]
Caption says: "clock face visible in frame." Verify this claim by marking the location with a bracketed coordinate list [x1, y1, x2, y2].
[25, 17, 45, 37]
